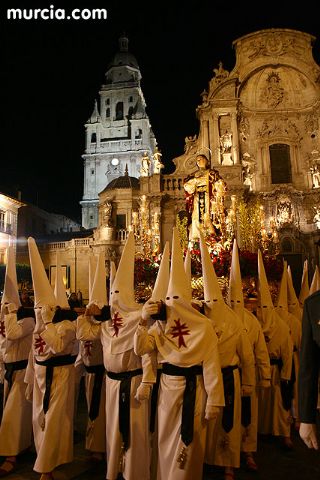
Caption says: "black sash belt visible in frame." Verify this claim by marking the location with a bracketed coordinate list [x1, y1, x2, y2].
[4, 359, 28, 397]
[85, 364, 106, 421]
[106, 368, 143, 450]
[241, 396, 251, 428]
[239, 367, 251, 428]
[150, 367, 162, 433]
[270, 357, 293, 411]
[270, 358, 283, 367]
[221, 365, 238, 433]
[281, 357, 295, 411]
[36, 354, 77, 414]
[162, 363, 203, 446]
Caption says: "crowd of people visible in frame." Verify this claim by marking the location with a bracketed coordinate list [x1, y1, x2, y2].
[0, 229, 319, 480]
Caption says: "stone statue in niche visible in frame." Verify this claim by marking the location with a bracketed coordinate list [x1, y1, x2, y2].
[242, 155, 256, 191]
[103, 200, 113, 226]
[261, 72, 285, 109]
[153, 147, 164, 174]
[310, 163, 320, 189]
[140, 151, 151, 177]
[220, 130, 233, 165]
[275, 194, 294, 227]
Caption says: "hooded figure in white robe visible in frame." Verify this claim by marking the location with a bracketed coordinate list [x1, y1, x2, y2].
[309, 265, 320, 296]
[287, 265, 303, 322]
[77, 232, 155, 480]
[256, 251, 294, 441]
[199, 234, 255, 475]
[0, 246, 34, 475]
[299, 260, 309, 309]
[26, 237, 77, 477]
[227, 240, 271, 467]
[78, 251, 106, 456]
[275, 263, 301, 424]
[135, 227, 225, 480]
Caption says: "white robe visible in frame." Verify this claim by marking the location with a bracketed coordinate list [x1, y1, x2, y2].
[0, 313, 34, 456]
[205, 308, 255, 468]
[275, 307, 302, 421]
[79, 337, 106, 453]
[134, 320, 225, 480]
[77, 314, 153, 480]
[241, 310, 271, 453]
[30, 320, 77, 473]
[258, 317, 293, 437]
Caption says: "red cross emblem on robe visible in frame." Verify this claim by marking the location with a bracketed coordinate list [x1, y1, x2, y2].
[0, 321, 5, 338]
[34, 335, 46, 354]
[112, 312, 123, 337]
[170, 318, 190, 348]
[84, 340, 93, 357]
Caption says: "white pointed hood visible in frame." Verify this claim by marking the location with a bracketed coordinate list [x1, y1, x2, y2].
[299, 260, 309, 307]
[109, 260, 117, 290]
[287, 265, 302, 321]
[90, 251, 107, 308]
[1, 246, 21, 308]
[151, 227, 215, 367]
[228, 238, 244, 322]
[151, 241, 170, 302]
[28, 237, 56, 309]
[54, 251, 69, 309]
[107, 232, 141, 354]
[276, 261, 288, 312]
[110, 231, 139, 312]
[199, 231, 224, 317]
[200, 231, 241, 354]
[184, 247, 192, 299]
[257, 249, 276, 337]
[166, 228, 192, 305]
[88, 253, 98, 302]
[309, 265, 320, 295]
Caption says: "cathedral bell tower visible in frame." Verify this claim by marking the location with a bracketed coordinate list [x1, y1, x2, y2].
[80, 35, 157, 229]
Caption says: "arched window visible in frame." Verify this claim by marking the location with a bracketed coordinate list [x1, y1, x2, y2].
[129, 96, 133, 103]
[106, 108, 110, 118]
[91, 133, 96, 143]
[270, 143, 292, 184]
[115, 102, 124, 120]
[105, 98, 110, 105]
[281, 237, 293, 253]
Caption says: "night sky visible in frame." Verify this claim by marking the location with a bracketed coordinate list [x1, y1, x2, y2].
[1, 0, 319, 222]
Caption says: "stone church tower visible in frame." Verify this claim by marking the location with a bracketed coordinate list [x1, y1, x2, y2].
[80, 35, 157, 229]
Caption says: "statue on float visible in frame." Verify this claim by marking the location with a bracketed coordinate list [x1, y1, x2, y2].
[183, 153, 228, 244]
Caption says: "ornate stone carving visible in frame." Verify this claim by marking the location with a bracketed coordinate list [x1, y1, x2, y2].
[239, 113, 250, 142]
[260, 71, 285, 109]
[184, 135, 197, 154]
[210, 61, 229, 86]
[245, 33, 305, 60]
[304, 113, 319, 135]
[256, 116, 301, 141]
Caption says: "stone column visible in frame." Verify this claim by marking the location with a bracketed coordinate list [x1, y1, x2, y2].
[231, 112, 239, 164]
[213, 113, 221, 164]
[199, 118, 209, 153]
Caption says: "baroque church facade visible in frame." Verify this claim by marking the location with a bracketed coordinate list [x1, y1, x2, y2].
[18, 28, 320, 302]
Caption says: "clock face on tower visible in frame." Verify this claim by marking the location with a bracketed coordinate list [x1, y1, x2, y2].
[111, 158, 119, 166]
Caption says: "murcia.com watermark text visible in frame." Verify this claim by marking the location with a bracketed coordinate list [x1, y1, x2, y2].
[7, 5, 108, 21]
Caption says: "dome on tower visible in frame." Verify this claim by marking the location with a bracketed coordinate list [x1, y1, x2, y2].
[102, 165, 140, 192]
[105, 175, 140, 190]
[107, 35, 139, 70]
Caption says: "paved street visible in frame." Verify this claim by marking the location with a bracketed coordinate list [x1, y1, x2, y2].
[1, 382, 319, 479]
